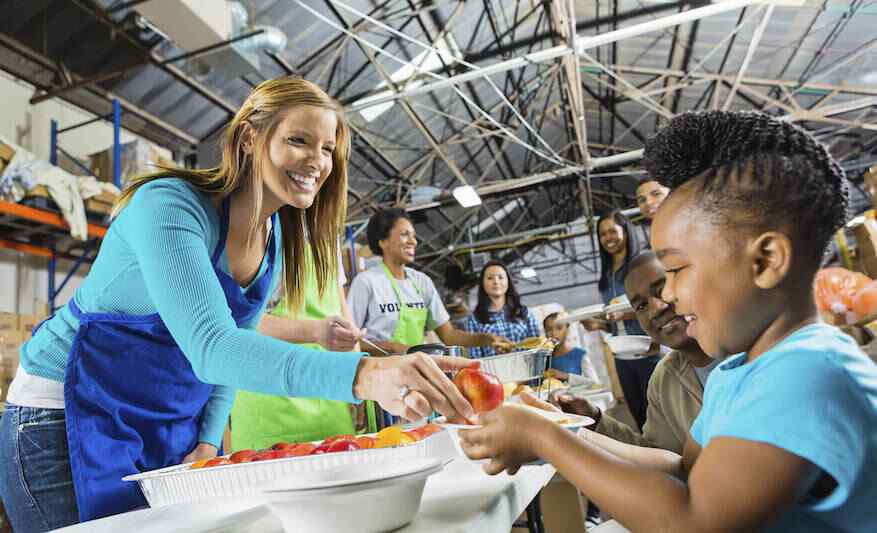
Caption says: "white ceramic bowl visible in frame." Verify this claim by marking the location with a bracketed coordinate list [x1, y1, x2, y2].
[605, 335, 653, 359]
[261, 458, 443, 533]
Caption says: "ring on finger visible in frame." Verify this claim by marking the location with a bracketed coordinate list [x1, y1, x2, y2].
[399, 385, 413, 399]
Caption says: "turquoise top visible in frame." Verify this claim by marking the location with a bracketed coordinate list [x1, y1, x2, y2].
[19, 178, 364, 447]
[692, 323, 877, 531]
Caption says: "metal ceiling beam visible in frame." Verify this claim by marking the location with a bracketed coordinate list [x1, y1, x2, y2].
[551, 0, 590, 167]
[604, 65, 877, 98]
[29, 29, 265, 105]
[0, 32, 198, 148]
[343, 0, 758, 112]
[723, 3, 774, 110]
[68, 0, 238, 114]
[462, 1, 697, 65]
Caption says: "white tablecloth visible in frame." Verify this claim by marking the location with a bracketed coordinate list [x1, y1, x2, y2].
[52, 459, 556, 533]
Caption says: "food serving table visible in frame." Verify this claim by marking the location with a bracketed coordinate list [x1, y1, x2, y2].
[52, 458, 556, 533]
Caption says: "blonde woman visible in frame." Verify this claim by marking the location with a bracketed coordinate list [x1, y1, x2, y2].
[0, 77, 477, 531]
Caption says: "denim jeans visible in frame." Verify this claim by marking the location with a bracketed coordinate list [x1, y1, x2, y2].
[0, 405, 79, 532]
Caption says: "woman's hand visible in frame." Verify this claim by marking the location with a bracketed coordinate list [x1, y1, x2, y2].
[316, 316, 364, 351]
[182, 443, 218, 464]
[544, 368, 569, 381]
[487, 334, 514, 353]
[459, 392, 556, 475]
[353, 353, 479, 423]
[606, 310, 636, 322]
[581, 317, 610, 332]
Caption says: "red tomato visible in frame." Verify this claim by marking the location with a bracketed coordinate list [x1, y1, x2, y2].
[275, 443, 317, 458]
[354, 436, 375, 449]
[250, 450, 280, 462]
[321, 434, 355, 445]
[204, 457, 232, 468]
[312, 443, 332, 455]
[290, 443, 317, 456]
[853, 280, 877, 320]
[326, 440, 361, 453]
[229, 450, 259, 463]
[271, 442, 298, 451]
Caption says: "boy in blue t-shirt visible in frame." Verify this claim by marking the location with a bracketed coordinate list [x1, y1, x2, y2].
[457, 111, 877, 532]
[543, 312, 598, 386]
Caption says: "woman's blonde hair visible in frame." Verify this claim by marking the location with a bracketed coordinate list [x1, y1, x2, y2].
[114, 77, 350, 314]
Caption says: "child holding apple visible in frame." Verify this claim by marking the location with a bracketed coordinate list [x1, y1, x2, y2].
[459, 111, 877, 532]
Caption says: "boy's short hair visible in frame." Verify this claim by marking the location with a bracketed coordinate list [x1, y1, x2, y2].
[543, 312, 560, 331]
[642, 111, 849, 266]
[636, 177, 660, 189]
[624, 250, 658, 284]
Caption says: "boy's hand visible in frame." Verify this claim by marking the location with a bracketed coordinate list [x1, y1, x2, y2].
[459, 392, 556, 475]
[550, 391, 601, 420]
[544, 368, 569, 381]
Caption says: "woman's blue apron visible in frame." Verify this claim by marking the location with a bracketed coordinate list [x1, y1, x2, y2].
[63, 196, 277, 522]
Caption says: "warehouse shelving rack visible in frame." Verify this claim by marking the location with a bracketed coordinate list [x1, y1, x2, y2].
[0, 100, 121, 311]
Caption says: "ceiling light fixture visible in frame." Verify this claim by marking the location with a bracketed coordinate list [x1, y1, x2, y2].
[452, 185, 482, 208]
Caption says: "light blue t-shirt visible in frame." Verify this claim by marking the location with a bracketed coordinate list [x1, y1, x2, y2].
[18, 179, 364, 446]
[691, 323, 877, 531]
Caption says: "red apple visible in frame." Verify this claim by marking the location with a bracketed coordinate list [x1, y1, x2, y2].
[453, 368, 503, 413]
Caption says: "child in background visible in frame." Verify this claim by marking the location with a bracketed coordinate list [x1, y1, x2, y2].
[543, 312, 599, 387]
[459, 111, 877, 532]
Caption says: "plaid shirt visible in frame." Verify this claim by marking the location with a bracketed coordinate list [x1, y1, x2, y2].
[463, 307, 540, 359]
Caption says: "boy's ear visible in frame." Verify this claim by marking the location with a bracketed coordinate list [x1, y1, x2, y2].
[748, 232, 792, 289]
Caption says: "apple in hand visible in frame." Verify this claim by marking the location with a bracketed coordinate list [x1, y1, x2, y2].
[453, 368, 503, 413]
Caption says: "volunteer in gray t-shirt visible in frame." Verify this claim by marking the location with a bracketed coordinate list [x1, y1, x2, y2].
[348, 209, 511, 356]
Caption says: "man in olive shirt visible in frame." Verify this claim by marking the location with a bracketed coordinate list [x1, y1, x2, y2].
[557, 250, 716, 454]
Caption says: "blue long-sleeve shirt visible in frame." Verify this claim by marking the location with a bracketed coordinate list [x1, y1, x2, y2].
[19, 179, 364, 446]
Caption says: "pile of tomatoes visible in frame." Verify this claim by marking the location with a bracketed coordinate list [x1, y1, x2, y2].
[189, 424, 443, 469]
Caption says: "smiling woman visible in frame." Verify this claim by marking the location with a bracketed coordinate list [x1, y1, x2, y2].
[0, 77, 482, 532]
[347, 209, 511, 358]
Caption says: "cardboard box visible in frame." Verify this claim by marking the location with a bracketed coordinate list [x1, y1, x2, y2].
[854, 217, 877, 279]
[0, 142, 14, 176]
[0, 331, 24, 402]
[0, 314, 16, 335]
[25, 185, 119, 216]
[89, 139, 173, 189]
[18, 314, 46, 338]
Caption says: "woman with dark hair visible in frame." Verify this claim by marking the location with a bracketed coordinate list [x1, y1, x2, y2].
[463, 260, 539, 358]
[595, 210, 644, 335]
[587, 209, 662, 431]
[348, 209, 509, 356]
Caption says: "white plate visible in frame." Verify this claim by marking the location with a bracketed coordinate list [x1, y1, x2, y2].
[555, 304, 605, 325]
[606, 335, 653, 359]
[433, 406, 594, 430]
[435, 408, 594, 466]
[604, 302, 634, 315]
[262, 458, 443, 494]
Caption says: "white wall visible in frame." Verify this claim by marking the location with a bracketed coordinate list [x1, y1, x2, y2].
[0, 71, 168, 314]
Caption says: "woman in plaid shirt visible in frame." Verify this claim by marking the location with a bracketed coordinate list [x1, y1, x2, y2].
[464, 260, 540, 358]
